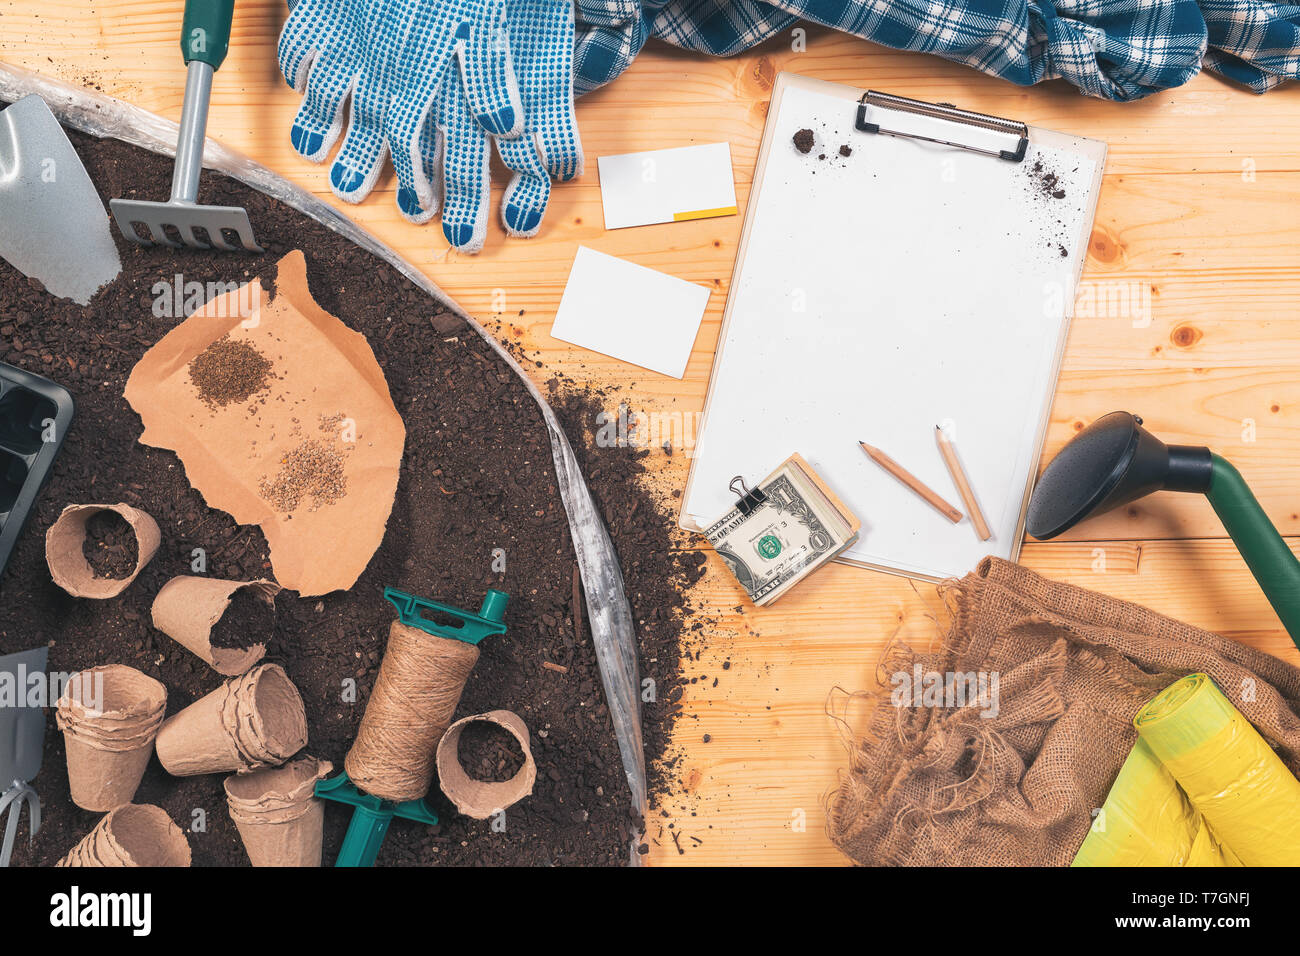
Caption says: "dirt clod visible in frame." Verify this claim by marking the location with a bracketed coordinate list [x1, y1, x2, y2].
[209, 587, 275, 650]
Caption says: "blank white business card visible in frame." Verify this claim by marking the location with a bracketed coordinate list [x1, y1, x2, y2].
[598, 143, 738, 230]
[550, 247, 711, 379]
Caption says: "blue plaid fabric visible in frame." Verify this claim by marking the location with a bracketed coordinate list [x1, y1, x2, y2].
[573, 0, 1300, 99]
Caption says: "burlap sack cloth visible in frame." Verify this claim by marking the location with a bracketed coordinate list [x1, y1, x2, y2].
[827, 557, 1300, 866]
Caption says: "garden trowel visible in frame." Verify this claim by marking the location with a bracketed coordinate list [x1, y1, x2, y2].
[0, 95, 121, 305]
[0, 645, 48, 867]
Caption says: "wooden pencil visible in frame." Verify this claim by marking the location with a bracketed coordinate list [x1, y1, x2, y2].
[858, 441, 963, 523]
[935, 426, 993, 541]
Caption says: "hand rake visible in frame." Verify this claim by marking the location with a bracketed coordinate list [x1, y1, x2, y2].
[110, 0, 262, 252]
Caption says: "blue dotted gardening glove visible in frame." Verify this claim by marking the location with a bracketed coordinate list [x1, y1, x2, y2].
[406, 0, 583, 251]
[277, 0, 524, 204]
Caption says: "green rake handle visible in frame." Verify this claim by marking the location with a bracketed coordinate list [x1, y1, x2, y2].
[181, 0, 236, 70]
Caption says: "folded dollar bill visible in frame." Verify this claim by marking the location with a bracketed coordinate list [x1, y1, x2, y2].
[703, 453, 859, 606]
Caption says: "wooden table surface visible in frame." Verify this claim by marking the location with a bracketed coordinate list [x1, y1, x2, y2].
[5, 0, 1300, 866]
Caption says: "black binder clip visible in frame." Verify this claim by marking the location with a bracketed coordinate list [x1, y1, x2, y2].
[855, 90, 1029, 163]
[729, 476, 767, 517]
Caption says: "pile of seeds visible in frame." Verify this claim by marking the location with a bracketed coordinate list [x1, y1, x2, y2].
[258, 438, 349, 513]
[187, 334, 274, 408]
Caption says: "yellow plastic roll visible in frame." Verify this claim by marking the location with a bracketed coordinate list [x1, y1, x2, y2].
[1072, 738, 1240, 867]
[1135, 673, 1300, 866]
[1075, 673, 1300, 866]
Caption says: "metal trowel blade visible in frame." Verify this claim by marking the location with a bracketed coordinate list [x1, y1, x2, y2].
[0, 95, 121, 306]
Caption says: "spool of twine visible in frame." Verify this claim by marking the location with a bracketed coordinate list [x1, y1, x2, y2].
[345, 620, 479, 802]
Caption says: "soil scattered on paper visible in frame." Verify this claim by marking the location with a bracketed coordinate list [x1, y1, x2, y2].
[0, 112, 702, 867]
[81, 510, 138, 579]
[792, 128, 814, 154]
[1028, 159, 1067, 200]
[208, 587, 276, 651]
[457, 720, 526, 782]
[187, 334, 273, 408]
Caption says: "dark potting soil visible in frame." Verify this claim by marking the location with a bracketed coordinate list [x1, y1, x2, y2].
[0, 113, 704, 866]
[207, 587, 275, 651]
[792, 128, 815, 154]
[81, 510, 138, 579]
[457, 720, 526, 783]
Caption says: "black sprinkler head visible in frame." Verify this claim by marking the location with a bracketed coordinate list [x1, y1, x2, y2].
[1027, 411, 1213, 539]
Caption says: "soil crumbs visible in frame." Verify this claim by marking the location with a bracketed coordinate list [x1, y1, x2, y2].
[457, 720, 526, 783]
[208, 588, 275, 651]
[0, 113, 704, 867]
[81, 510, 138, 579]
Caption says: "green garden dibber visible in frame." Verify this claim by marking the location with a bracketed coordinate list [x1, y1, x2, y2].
[314, 586, 507, 867]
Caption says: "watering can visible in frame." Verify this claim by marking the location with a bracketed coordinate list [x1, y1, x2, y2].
[0, 645, 47, 866]
[315, 586, 509, 866]
[1028, 412, 1300, 649]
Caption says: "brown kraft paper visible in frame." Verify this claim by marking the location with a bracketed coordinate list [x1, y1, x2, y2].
[124, 250, 405, 596]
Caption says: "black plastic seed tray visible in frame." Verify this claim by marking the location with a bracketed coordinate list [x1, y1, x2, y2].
[0, 362, 74, 580]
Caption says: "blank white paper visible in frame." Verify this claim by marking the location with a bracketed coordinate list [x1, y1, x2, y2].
[681, 76, 1106, 581]
[551, 246, 711, 379]
[598, 143, 739, 229]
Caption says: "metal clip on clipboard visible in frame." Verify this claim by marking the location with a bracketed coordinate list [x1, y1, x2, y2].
[855, 90, 1029, 163]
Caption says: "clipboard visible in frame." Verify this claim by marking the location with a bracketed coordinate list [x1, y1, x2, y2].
[679, 74, 1108, 582]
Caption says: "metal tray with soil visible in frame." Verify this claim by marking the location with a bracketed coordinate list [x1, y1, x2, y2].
[0, 94, 704, 866]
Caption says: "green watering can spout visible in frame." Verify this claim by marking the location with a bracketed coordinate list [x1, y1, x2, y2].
[1029, 412, 1300, 651]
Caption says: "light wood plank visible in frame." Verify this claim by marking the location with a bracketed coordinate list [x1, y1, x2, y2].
[5, 0, 1300, 870]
